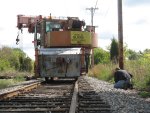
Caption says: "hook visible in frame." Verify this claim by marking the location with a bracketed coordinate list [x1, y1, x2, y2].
[16, 33, 20, 45]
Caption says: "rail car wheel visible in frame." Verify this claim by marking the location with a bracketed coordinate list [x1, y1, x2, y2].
[50, 77, 54, 81]
[75, 77, 78, 81]
[45, 77, 55, 83]
[45, 77, 49, 82]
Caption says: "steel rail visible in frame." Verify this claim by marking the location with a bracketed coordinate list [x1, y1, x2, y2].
[69, 79, 78, 113]
[0, 81, 41, 100]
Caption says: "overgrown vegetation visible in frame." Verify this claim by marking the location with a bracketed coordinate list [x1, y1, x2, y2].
[88, 63, 116, 82]
[89, 38, 150, 97]
[0, 46, 33, 89]
[0, 73, 26, 89]
[94, 48, 110, 64]
[0, 47, 33, 72]
[138, 91, 150, 98]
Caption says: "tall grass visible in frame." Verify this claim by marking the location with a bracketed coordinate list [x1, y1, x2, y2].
[88, 63, 117, 83]
[125, 60, 150, 90]
[0, 79, 15, 89]
[88, 60, 150, 91]
[0, 75, 26, 89]
[0, 71, 30, 89]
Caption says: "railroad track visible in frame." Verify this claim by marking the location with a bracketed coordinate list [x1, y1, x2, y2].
[0, 77, 112, 113]
[0, 80, 41, 101]
[78, 77, 112, 113]
[0, 79, 75, 113]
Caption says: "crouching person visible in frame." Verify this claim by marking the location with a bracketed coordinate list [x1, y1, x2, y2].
[114, 67, 133, 90]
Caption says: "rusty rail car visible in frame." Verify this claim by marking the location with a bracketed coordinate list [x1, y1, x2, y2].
[16, 14, 98, 81]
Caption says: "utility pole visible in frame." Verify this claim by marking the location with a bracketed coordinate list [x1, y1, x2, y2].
[86, 7, 98, 26]
[86, 7, 98, 67]
[118, 0, 124, 69]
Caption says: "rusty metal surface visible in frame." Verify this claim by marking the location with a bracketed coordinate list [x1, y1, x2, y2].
[91, 33, 98, 48]
[38, 48, 81, 78]
[45, 31, 71, 47]
[45, 31, 98, 48]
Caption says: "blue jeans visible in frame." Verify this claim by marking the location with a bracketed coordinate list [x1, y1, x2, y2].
[114, 80, 126, 89]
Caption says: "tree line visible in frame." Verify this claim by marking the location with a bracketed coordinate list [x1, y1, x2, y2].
[94, 38, 150, 65]
[0, 46, 33, 72]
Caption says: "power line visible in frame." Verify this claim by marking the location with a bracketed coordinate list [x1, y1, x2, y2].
[94, 0, 99, 14]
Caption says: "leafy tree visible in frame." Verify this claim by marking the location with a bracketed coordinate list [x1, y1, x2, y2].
[0, 47, 33, 72]
[0, 59, 10, 71]
[0, 46, 12, 60]
[13, 48, 26, 71]
[110, 38, 119, 64]
[143, 49, 150, 54]
[126, 49, 141, 60]
[139, 49, 150, 64]
[10, 51, 20, 70]
[94, 48, 110, 64]
[0, 47, 15, 70]
[22, 57, 32, 72]
[13, 48, 32, 72]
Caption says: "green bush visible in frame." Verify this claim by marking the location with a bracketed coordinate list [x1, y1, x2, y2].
[138, 91, 150, 98]
[94, 48, 110, 64]
[0, 59, 11, 71]
[0, 47, 33, 72]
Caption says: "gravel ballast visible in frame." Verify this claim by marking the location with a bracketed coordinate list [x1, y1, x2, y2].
[83, 76, 150, 113]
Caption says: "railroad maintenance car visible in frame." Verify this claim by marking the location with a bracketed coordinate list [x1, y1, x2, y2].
[16, 14, 98, 81]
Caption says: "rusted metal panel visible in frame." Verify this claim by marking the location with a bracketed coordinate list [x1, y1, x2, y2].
[91, 33, 98, 48]
[38, 48, 81, 78]
[46, 31, 70, 47]
[45, 31, 98, 48]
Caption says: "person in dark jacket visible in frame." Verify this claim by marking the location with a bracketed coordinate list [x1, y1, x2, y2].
[114, 67, 133, 89]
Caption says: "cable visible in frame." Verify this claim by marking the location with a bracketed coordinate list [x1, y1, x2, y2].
[94, 0, 99, 15]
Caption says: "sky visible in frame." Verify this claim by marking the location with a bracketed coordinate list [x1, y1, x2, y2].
[0, 0, 150, 59]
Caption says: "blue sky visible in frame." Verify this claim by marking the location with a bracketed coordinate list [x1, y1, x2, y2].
[0, 0, 150, 59]
[125, 0, 150, 6]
